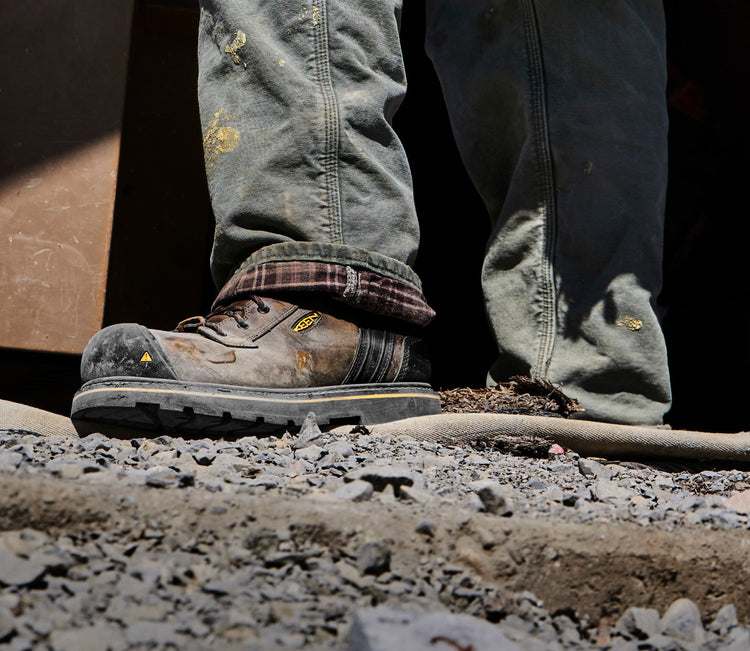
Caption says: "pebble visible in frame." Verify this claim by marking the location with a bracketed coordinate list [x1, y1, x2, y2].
[295, 444, 324, 462]
[334, 479, 374, 502]
[0, 451, 23, 471]
[591, 479, 633, 503]
[347, 607, 523, 651]
[578, 457, 613, 480]
[356, 542, 391, 576]
[471, 480, 514, 516]
[0, 551, 46, 587]
[291, 412, 324, 450]
[49, 624, 126, 651]
[709, 604, 738, 636]
[660, 598, 705, 644]
[616, 606, 661, 640]
[3, 424, 750, 650]
[0, 606, 14, 642]
[725, 489, 750, 514]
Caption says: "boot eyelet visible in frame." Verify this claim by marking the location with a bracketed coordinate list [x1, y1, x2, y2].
[257, 305, 270, 314]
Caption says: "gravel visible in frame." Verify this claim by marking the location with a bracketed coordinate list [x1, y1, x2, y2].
[3, 414, 750, 649]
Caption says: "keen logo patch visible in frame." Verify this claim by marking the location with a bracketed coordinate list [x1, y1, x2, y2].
[140, 352, 153, 363]
[292, 312, 321, 333]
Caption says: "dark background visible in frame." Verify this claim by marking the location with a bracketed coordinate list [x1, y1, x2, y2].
[2, 0, 748, 432]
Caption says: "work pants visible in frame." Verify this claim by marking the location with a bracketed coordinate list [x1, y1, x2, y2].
[197, 0, 671, 425]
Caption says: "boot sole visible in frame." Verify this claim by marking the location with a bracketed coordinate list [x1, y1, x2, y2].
[71, 377, 442, 435]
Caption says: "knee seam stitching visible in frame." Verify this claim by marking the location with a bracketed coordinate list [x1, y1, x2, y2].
[312, 0, 343, 245]
[522, 0, 558, 380]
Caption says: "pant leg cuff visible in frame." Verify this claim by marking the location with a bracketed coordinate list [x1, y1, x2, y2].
[215, 256, 435, 327]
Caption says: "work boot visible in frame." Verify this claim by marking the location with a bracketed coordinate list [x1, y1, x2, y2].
[71, 296, 440, 434]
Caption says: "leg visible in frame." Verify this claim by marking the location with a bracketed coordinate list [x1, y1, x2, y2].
[426, 0, 671, 424]
[71, 0, 440, 434]
[198, 0, 427, 316]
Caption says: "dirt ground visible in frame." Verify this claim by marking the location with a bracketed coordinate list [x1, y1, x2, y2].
[3, 471, 750, 624]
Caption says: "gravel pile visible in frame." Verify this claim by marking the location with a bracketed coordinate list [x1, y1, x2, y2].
[2, 414, 750, 649]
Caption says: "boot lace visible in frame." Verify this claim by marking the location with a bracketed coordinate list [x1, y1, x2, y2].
[176, 296, 270, 336]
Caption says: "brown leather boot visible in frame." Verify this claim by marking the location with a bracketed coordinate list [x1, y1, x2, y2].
[71, 296, 440, 434]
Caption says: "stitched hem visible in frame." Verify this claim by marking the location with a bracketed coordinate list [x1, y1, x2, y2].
[214, 260, 435, 327]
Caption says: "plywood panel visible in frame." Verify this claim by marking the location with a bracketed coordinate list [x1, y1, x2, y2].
[0, 2, 135, 354]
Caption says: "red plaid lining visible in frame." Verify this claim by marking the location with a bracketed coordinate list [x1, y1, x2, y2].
[214, 261, 435, 326]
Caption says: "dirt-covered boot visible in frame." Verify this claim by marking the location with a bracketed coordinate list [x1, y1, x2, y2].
[71, 295, 440, 434]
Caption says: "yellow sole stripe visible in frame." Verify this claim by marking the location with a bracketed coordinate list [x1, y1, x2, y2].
[76, 386, 439, 406]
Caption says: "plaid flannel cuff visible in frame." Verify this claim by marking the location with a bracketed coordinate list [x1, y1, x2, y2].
[214, 261, 435, 327]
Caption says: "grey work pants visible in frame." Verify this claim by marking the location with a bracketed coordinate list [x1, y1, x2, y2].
[197, 0, 672, 426]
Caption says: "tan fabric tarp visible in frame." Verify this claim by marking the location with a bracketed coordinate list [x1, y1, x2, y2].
[3, 399, 750, 462]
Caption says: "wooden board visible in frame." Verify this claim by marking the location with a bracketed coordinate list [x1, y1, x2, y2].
[0, 1, 135, 354]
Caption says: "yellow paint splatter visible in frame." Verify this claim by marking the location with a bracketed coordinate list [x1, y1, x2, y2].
[311, 5, 321, 25]
[203, 109, 240, 167]
[616, 315, 643, 331]
[225, 30, 247, 66]
[279, 59, 286, 67]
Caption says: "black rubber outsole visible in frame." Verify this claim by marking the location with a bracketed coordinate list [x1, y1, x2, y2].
[71, 377, 442, 436]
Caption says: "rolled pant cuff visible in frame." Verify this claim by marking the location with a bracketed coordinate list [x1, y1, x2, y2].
[214, 244, 435, 327]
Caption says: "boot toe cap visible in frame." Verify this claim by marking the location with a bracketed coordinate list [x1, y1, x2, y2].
[81, 324, 177, 382]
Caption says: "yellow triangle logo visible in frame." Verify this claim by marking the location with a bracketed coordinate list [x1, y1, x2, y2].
[140, 352, 153, 363]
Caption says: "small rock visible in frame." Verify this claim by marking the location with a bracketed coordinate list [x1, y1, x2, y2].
[337, 560, 374, 589]
[378, 483, 397, 505]
[45, 459, 85, 479]
[244, 528, 279, 555]
[616, 607, 661, 640]
[0, 451, 23, 471]
[145, 466, 193, 488]
[544, 486, 564, 503]
[0, 530, 51, 557]
[660, 598, 705, 643]
[725, 626, 750, 650]
[327, 440, 354, 458]
[346, 607, 523, 651]
[464, 492, 486, 512]
[708, 604, 738, 636]
[553, 614, 581, 645]
[725, 489, 750, 514]
[398, 484, 436, 504]
[125, 621, 183, 647]
[0, 551, 46, 587]
[356, 542, 391, 576]
[578, 458, 613, 480]
[264, 551, 319, 569]
[548, 444, 566, 457]
[49, 623, 126, 651]
[292, 412, 323, 449]
[470, 480, 514, 516]
[28, 546, 75, 575]
[295, 444, 324, 462]
[247, 474, 281, 489]
[416, 521, 435, 537]
[136, 440, 161, 460]
[591, 479, 632, 503]
[0, 606, 15, 642]
[417, 454, 456, 470]
[465, 453, 490, 465]
[334, 480, 374, 502]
